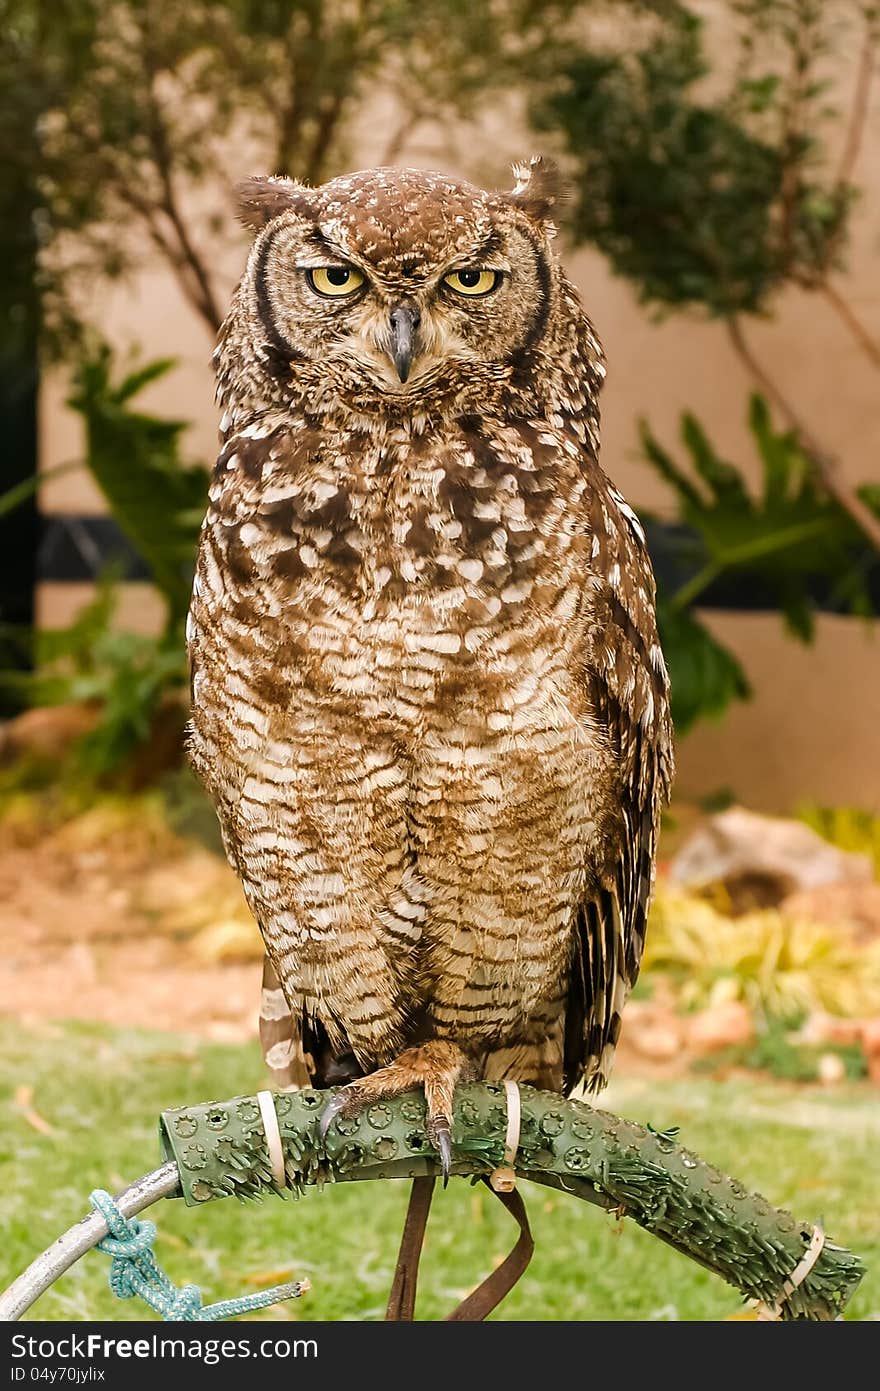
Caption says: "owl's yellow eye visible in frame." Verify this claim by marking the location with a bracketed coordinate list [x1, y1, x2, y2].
[307, 266, 366, 297]
[442, 269, 500, 297]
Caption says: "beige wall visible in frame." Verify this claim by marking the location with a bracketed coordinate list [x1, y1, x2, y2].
[37, 71, 880, 814]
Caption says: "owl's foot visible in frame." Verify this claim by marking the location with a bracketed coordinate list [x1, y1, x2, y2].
[318, 1040, 471, 1184]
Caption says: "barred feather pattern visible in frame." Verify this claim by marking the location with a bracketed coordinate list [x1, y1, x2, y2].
[187, 164, 673, 1098]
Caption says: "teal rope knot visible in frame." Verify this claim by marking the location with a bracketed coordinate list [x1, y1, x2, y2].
[89, 1190, 308, 1321]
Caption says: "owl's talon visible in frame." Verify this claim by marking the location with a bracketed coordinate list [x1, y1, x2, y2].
[318, 1090, 351, 1141]
[316, 1041, 466, 1177]
[430, 1118, 453, 1186]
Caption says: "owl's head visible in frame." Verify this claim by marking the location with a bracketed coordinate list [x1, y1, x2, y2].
[224, 158, 570, 420]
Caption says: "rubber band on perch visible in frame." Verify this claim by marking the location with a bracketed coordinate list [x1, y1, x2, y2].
[753, 1224, 826, 1320]
[489, 1080, 521, 1193]
[257, 1090, 287, 1190]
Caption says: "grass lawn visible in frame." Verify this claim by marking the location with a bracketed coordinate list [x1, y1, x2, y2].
[1, 1016, 876, 1322]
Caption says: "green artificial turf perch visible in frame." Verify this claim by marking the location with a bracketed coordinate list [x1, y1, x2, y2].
[160, 1081, 865, 1321]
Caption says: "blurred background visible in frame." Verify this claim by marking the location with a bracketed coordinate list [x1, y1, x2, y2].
[1, 0, 879, 1321]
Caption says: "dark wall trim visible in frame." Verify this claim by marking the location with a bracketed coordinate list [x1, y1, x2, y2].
[37, 515, 151, 583]
[643, 520, 880, 613]
[0, 335, 38, 718]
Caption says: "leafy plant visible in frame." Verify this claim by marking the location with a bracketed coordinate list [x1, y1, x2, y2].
[644, 393, 880, 731]
[645, 883, 880, 1021]
[4, 0, 595, 348]
[540, 0, 880, 553]
[739, 1021, 868, 1083]
[653, 597, 751, 734]
[0, 348, 204, 779]
[2, 577, 187, 779]
[693, 1015, 869, 1082]
[66, 347, 208, 631]
[534, 1, 880, 733]
[797, 804, 880, 879]
[537, 3, 855, 317]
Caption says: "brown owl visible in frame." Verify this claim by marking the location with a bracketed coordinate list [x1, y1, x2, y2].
[187, 158, 674, 1177]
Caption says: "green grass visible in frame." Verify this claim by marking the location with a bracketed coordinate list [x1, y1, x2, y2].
[1, 1018, 876, 1321]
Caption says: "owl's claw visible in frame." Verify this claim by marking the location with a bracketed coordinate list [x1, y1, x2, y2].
[430, 1116, 453, 1187]
[317, 1091, 350, 1142]
[316, 1040, 468, 1182]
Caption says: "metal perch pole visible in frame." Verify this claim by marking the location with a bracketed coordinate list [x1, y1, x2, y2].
[0, 1082, 865, 1321]
[1, 1164, 181, 1322]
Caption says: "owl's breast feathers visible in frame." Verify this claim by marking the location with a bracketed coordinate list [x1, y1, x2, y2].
[188, 409, 673, 1091]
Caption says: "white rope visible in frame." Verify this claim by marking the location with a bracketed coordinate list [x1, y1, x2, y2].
[256, 1091, 287, 1190]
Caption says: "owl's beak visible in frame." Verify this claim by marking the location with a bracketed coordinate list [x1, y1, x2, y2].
[388, 303, 421, 384]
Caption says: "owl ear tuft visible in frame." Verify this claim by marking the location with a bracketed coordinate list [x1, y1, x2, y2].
[508, 155, 564, 224]
[235, 175, 316, 231]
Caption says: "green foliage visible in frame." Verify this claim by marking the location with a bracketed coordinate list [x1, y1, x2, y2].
[66, 347, 208, 631]
[0, 348, 200, 780]
[4, 0, 589, 346]
[49, 632, 184, 779]
[0, 461, 82, 520]
[697, 1016, 868, 1084]
[537, 1, 860, 316]
[2, 579, 187, 779]
[532, 1, 880, 734]
[797, 804, 880, 879]
[645, 394, 880, 731]
[655, 598, 751, 734]
[647, 883, 880, 1020]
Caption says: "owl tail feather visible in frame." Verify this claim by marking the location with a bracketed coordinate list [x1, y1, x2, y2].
[259, 957, 365, 1091]
[259, 956, 312, 1092]
[256, 961, 534, 1316]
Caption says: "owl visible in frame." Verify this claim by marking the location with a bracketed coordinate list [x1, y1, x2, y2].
[187, 158, 674, 1175]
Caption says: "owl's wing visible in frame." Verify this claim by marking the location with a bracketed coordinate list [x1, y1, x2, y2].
[563, 481, 674, 1094]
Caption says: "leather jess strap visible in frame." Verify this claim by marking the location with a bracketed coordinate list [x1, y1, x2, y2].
[445, 1183, 534, 1321]
[385, 1177, 436, 1320]
[385, 1176, 534, 1321]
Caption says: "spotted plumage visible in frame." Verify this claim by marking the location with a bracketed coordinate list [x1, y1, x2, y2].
[187, 158, 674, 1114]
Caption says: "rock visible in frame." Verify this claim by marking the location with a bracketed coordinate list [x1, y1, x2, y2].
[631, 1024, 682, 1061]
[781, 883, 880, 944]
[0, 703, 98, 766]
[686, 1001, 754, 1053]
[795, 1012, 863, 1048]
[670, 807, 873, 912]
[623, 1002, 685, 1060]
[0, 696, 187, 787]
[817, 1052, 846, 1086]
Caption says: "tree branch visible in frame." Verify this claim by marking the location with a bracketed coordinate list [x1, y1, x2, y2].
[817, 15, 877, 278]
[113, 178, 221, 335]
[153, 176, 223, 334]
[273, 1, 322, 175]
[835, 17, 876, 188]
[821, 281, 880, 370]
[775, 2, 816, 265]
[380, 109, 424, 166]
[135, 12, 223, 333]
[303, 89, 350, 185]
[726, 316, 880, 551]
[56, 134, 207, 323]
